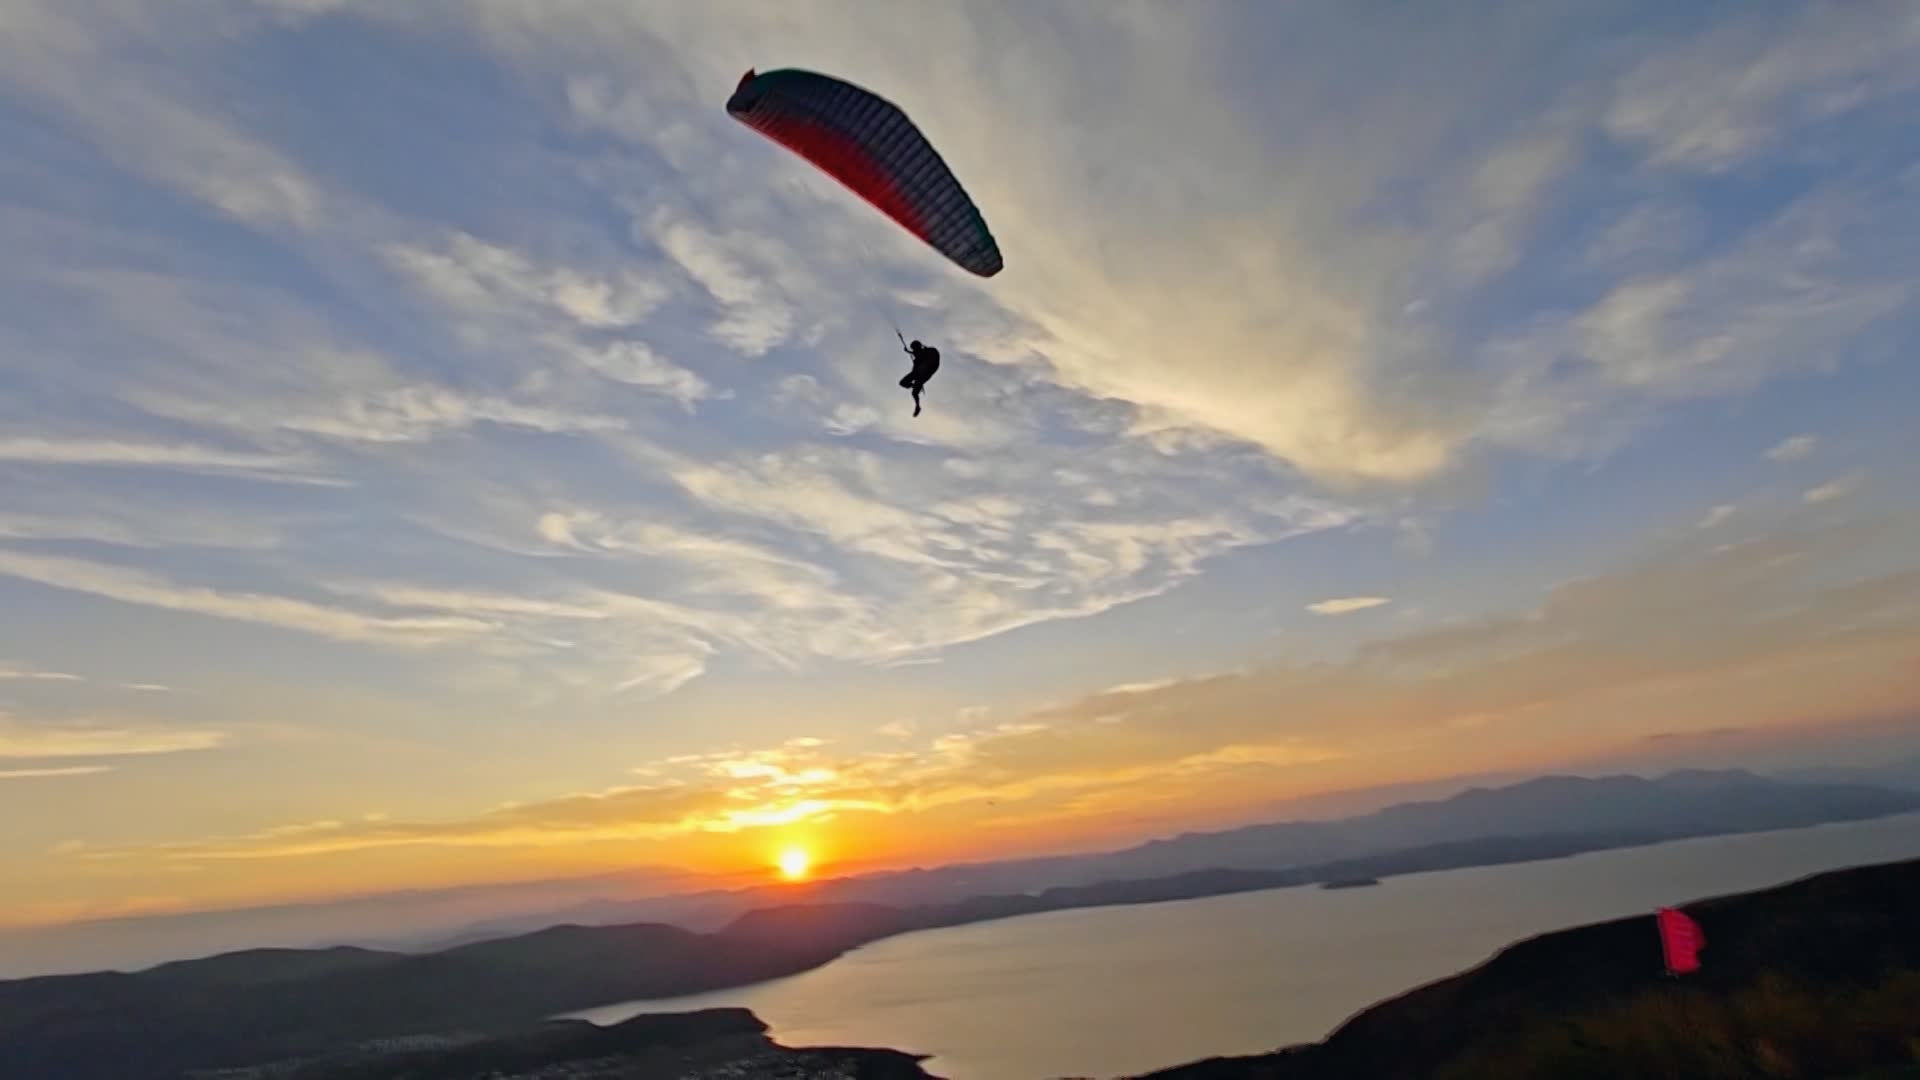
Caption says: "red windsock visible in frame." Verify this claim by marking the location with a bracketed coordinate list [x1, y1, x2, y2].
[1656, 906, 1705, 975]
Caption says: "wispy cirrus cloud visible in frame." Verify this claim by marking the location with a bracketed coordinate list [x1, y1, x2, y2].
[1484, 173, 1917, 460]
[1766, 435, 1818, 463]
[1604, 0, 1920, 173]
[1307, 597, 1392, 616]
[564, 341, 712, 409]
[1698, 504, 1737, 530]
[0, 550, 493, 647]
[0, 1, 330, 233]
[383, 232, 669, 332]
[274, 386, 628, 445]
[0, 665, 81, 683]
[0, 717, 225, 760]
[383, 232, 713, 410]
[1805, 474, 1864, 505]
[0, 666, 167, 693]
[0, 504, 291, 551]
[0, 436, 331, 484]
[644, 208, 796, 357]
[0, 766, 115, 780]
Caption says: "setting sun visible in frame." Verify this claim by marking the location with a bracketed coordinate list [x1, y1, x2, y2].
[776, 847, 812, 882]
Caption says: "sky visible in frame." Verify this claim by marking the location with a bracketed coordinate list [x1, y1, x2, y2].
[2, 0, 1919, 936]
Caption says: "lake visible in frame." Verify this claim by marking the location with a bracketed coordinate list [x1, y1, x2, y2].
[566, 813, 1920, 1079]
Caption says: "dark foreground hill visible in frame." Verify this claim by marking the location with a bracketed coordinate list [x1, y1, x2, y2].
[188, 1007, 932, 1080]
[1137, 856, 1920, 1080]
[0, 912, 906, 1080]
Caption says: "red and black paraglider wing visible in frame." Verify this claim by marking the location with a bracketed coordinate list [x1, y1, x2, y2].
[726, 67, 1003, 278]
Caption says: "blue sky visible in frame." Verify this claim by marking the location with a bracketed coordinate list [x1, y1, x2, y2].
[2, 0, 1918, 929]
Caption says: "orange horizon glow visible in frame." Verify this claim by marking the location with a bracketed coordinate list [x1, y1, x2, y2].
[776, 846, 812, 882]
[12, 693, 1919, 931]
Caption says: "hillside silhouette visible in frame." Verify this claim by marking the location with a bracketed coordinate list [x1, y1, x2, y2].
[191, 1008, 933, 1080]
[1137, 856, 1920, 1079]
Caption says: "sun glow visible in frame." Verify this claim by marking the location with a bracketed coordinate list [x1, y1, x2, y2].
[776, 847, 812, 882]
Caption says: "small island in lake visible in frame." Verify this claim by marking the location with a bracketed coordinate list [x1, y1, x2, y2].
[1319, 877, 1381, 890]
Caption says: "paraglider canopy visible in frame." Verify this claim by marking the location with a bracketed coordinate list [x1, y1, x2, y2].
[726, 67, 1003, 278]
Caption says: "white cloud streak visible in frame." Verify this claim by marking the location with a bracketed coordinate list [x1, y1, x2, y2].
[0, 720, 225, 760]
[1804, 475, 1863, 505]
[0, 766, 115, 780]
[1766, 435, 1818, 463]
[1307, 596, 1392, 616]
[0, 436, 326, 481]
[0, 550, 493, 647]
[1605, 1, 1920, 173]
[0, 665, 81, 683]
[384, 232, 669, 331]
[1698, 504, 1737, 530]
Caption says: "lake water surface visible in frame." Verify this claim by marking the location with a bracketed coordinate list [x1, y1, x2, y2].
[568, 813, 1920, 1080]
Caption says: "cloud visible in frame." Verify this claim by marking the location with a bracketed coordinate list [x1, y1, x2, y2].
[0, 550, 493, 647]
[1765, 435, 1818, 463]
[0, 665, 81, 683]
[1585, 203, 1703, 270]
[1604, 1, 1920, 173]
[384, 232, 669, 331]
[645, 208, 795, 357]
[1449, 128, 1578, 286]
[0, 718, 225, 759]
[1103, 678, 1179, 696]
[0, 2, 328, 232]
[326, 462, 1350, 695]
[1804, 475, 1863, 505]
[69, 506, 1920, 870]
[0, 766, 114, 780]
[1697, 504, 1737, 530]
[610, 652, 710, 697]
[83, 717, 1334, 864]
[272, 386, 627, 445]
[563, 342, 712, 409]
[383, 234, 713, 409]
[0, 509, 290, 550]
[79, 781, 754, 862]
[1484, 174, 1915, 459]
[1308, 596, 1392, 616]
[0, 436, 328, 483]
[1640, 726, 1750, 746]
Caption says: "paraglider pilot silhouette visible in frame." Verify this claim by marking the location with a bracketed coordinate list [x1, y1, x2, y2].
[899, 339, 940, 417]
[726, 67, 999, 421]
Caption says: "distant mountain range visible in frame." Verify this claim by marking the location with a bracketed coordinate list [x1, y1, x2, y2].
[1776, 752, 1920, 791]
[4, 769, 1918, 1079]
[416, 765, 1920, 946]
